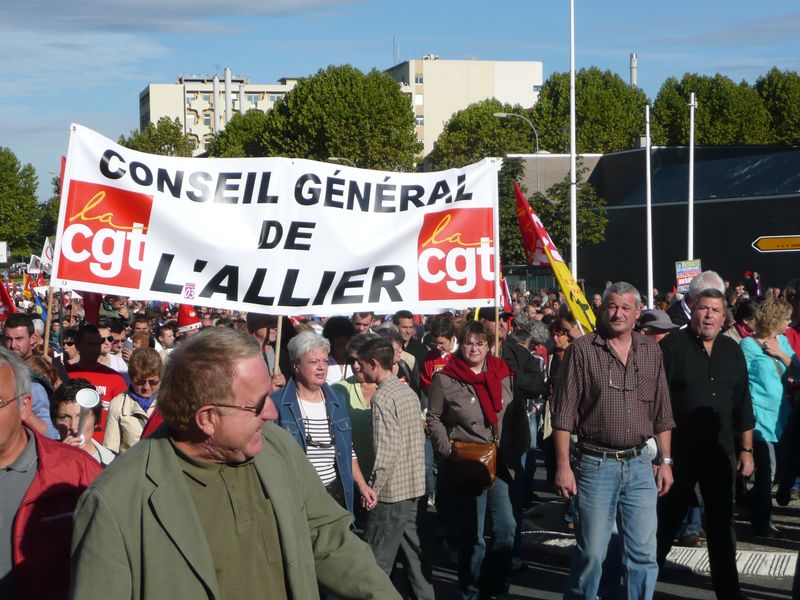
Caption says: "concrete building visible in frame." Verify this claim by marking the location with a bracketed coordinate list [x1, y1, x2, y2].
[140, 58, 543, 159]
[384, 55, 544, 157]
[139, 67, 298, 155]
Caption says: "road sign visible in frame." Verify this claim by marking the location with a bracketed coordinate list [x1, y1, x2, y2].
[752, 236, 800, 253]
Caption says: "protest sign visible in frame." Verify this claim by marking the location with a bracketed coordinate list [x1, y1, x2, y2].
[52, 125, 501, 316]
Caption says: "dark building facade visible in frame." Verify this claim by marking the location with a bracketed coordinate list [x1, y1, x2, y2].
[521, 146, 800, 295]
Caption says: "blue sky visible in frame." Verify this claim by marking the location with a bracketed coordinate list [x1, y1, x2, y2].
[2, 0, 798, 200]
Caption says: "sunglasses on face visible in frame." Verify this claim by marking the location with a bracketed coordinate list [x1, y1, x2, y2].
[64, 341, 75, 347]
[134, 378, 160, 388]
[103, 336, 114, 343]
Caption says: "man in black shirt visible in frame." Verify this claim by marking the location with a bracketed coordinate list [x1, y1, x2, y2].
[657, 288, 755, 600]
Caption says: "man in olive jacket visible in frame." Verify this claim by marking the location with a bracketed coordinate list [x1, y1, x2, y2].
[69, 328, 398, 600]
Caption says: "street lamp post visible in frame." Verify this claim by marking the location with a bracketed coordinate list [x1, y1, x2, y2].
[328, 156, 356, 167]
[493, 112, 540, 194]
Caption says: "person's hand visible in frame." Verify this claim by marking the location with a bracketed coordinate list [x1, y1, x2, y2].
[359, 485, 378, 510]
[121, 346, 133, 362]
[656, 464, 673, 496]
[271, 372, 286, 389]
[555, 464, 577, 498]
[738, 451, 755, 477]
[61, 433, 84, 447]
[761, 338, 788, 361]
[117, 305, 129, 319]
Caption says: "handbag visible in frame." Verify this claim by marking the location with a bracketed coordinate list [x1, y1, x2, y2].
[448, 424, 498, 491]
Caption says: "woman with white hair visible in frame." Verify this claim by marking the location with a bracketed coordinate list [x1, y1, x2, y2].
[273, 329, 376, 515]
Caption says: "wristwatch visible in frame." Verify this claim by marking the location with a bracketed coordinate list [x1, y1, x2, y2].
[659, 457, 673, 466]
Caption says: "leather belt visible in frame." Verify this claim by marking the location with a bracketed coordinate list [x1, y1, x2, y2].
[576, 442, 648, 461]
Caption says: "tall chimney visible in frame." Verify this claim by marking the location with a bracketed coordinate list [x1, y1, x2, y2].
[212, 75, 220, 131]
[224, 67, 233, 123]
[630, 52, 638, 88]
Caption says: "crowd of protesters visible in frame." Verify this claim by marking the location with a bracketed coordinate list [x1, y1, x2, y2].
[0, 268, 798, 600]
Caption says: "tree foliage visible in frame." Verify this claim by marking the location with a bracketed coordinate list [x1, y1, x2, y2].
[119, 116, 194, 156]
[429, 99, 539, 264]
[652, 74, 771, 145]
[533, 67, 649, 153]
[528, 164, 607, 264]
[257, 65, 421, 170]
[38, 176, 62, 243]
[207, 109, 270, 157]
[755, 68, 800, 145]
[0, 148, 41, 258]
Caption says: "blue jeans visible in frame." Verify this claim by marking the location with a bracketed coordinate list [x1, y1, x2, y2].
[565, 444, 659, 600]
[455, 477, 517, 599]
[520, 410, 539, 495]
[751, 440, 777, 529]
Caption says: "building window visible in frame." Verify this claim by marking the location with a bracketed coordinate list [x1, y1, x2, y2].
[201, 93, 211, 102]
[533, 85, 542, 93]
[185, 93, 196, 106]
[415, 94, 424, 106]
[269, 94, 283, 102]
[415, 74, 424, 84]
[203, 116, 211, 127]
[246, 93, 260, 104]
[186, 115, 196, 126]
[415, 116, 424, 126]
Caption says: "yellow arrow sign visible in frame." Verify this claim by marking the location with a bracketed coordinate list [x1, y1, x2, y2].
[752, 236, 800, 253]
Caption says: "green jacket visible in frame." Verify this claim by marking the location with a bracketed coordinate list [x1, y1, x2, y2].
[69, 423, 399, 600]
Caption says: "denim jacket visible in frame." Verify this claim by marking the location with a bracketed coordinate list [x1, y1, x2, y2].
[273, 379, 355, 513]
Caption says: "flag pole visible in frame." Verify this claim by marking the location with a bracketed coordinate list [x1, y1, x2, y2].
[42, 286, 56, 358]
[645, 104, 654, 309]
[273, 315, 283, 376]
[493, 159, 502, 355]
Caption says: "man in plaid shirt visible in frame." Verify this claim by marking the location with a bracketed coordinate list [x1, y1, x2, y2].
[552, 282, 675, 600]
[357, 338, 434, 600]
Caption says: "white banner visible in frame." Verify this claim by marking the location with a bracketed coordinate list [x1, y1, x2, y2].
[52, 124, 501, 316]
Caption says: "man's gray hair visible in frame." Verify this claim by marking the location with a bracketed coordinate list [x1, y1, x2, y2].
[287, 329, 331, 363]
[602, 282, 641, 307]
[528, 319, 550, 346]
[688, 270, 725, 299]
[508, 316, 533, 346]
[0, 346, 32, 406]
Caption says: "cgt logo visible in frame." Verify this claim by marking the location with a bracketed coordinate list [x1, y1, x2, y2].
[57, 180, 153, 288]
[417, 208, 494, 301]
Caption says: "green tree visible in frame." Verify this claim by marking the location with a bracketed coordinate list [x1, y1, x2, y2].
[755, 68, 800, 145]
[207, 109, 270, 157]
[37, 175, 62, 243]
[257, 65, 421, 170]
[527, 164, 607, 263]
[0, 147, 40, 259]
[119, 116, 194, 156]
[429, 99, 541, 265]
[533, 67, 649, 153]
[652, 74, 770, 145]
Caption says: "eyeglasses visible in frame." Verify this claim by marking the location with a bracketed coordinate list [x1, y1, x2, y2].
[134, 378, 160, 388]
[303, 417, 335, 448]
[462, 341, 488, 348]
[213, 395, 267, 416]
[608, 361, 639, 392]
[0, 393, 25, 410]
[103, 336, 115, 343]
[64, 341, 75, 347]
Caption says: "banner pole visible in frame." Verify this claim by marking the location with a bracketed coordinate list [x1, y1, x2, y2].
[493, 159, 502, 355]
[42, 286, 56, 358]
[273, 315, 283, 376]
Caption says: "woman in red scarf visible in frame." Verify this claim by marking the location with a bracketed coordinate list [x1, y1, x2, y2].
[427, 320, 518, 600]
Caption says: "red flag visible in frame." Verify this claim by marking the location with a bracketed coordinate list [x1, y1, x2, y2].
[513, 182, 550, 267]
[0, 283, 16, 320]
[499, 276, 513, 313]
[22, 273, 34, 296]
[35, 272, 45, 288]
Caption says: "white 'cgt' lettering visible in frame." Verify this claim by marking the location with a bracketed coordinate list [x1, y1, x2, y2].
[418, 237, 494, 293]
[61, 223, 147, 278]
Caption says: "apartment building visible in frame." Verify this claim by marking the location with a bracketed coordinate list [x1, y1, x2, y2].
[139, 67, 298, 155]
[140, 57, 543, 158]
[384, 56, 544, 156]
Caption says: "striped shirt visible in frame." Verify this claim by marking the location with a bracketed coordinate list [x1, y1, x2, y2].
[299, 399, 337, 485]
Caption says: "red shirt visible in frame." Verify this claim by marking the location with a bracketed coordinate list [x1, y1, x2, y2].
[66, 363, 128, 441]
[421, 348, 455, 390]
